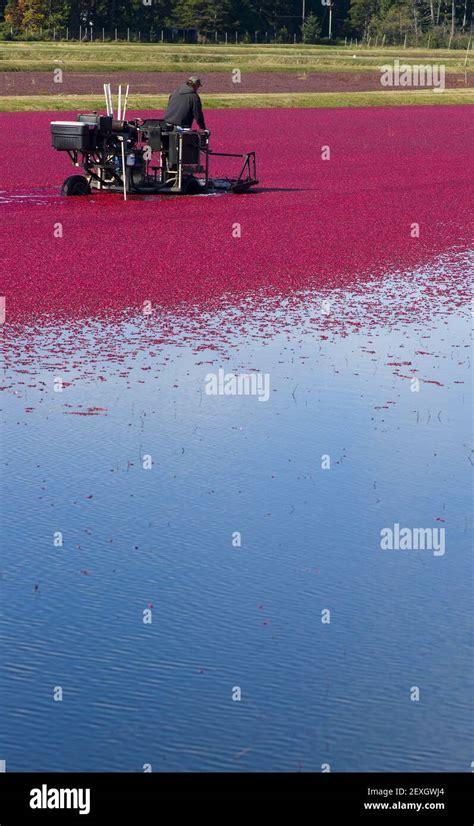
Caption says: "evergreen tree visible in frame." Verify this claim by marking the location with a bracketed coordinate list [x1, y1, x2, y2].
[173, 0, 232, 30]
[349, 0, 380, 34]
[302, 12, 321, 42]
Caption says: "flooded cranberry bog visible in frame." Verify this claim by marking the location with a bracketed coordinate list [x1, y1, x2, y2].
[0, 106, 472, 773]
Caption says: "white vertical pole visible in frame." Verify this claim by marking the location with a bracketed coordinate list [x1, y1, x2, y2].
[120, 138, 127, 201]
[118, 85, 122, 120]
[122, 85, 130, 120]
[106, 84, 114, 117]
[104, 84, 110, 115]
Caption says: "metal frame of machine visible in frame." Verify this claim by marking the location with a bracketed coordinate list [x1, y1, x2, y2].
[51, 83, 258, 199]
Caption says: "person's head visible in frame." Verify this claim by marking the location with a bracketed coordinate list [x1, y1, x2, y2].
[186, 76, 202, 92]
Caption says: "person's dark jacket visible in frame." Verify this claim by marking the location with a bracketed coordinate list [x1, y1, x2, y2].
[163, 84, 206, 129]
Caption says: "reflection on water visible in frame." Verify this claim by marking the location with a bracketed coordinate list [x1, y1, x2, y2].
[0, 190, 62, 206]
[1, 252, 472, 772]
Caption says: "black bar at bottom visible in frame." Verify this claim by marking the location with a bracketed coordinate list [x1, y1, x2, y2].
[0, 773, 472, 821]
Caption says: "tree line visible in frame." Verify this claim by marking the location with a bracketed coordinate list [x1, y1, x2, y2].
[1, 0, 471, 44]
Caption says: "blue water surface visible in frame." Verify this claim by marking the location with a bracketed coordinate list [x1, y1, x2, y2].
[1, 252, 472, 772]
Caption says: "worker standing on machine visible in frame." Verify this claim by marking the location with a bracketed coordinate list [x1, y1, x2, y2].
[163, 76, 207, 131]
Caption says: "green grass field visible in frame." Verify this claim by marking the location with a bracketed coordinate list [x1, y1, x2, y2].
[1, 90, 472, 112]
[0, 41, 472, 74]
[1, 42, 472, 110]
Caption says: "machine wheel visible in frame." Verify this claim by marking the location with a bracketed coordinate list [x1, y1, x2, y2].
[182, 175, 202, 195]
[61, 175, 91, 196]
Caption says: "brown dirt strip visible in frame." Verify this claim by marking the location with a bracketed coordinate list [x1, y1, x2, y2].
[1, 70, 472, 96]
